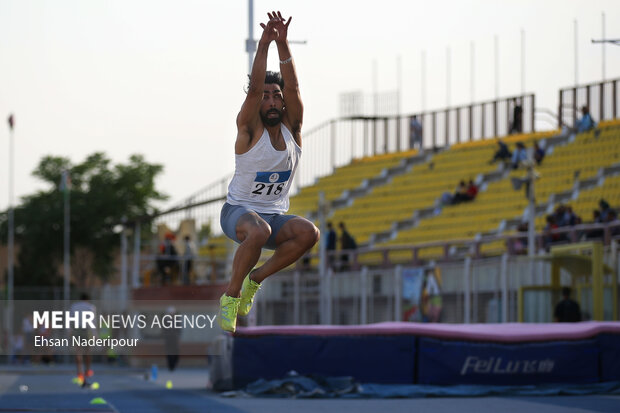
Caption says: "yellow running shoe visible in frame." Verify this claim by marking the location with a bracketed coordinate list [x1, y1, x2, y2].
[218, 294, 240, 332]
[238, 274, 261, 316]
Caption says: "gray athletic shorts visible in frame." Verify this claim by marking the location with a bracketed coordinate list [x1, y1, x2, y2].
[220, 202, 297, 250]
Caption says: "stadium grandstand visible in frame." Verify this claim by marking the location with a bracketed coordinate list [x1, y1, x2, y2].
[132, 77, 620, 329]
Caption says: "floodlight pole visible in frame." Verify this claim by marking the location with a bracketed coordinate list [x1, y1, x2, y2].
[602, 12, 606, 81]
[521, 29, 525, 95]
[494, 35, 499, 99]
[246, 0, 256, 73]
[470, 42, 475, 103]
[63, 170, 70, 304]
[421, 50, 427, 111]
[574, 20, 578, 87]
[7, 115, 15, 361]
[120, 217, 128, 310]
[446, 46, 451, 107]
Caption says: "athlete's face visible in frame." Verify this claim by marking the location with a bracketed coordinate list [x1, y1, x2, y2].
[260, 83, 284, 127]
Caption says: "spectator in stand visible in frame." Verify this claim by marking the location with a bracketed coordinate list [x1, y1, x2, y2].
[512, 222, 529, 255]
[465, 179, 479, 201]
[533, 141, 545, 165]
[586, 201, 619, 240]
[509, 101, 523, 134]
[440, 191, 453, 207]
[182, 235, 194, 285]
[326, 222, 337, 269]
[599, 198, 612, 221]
[338, 222, 357, 271]
[606, 209, 620, 237]
[157, 233, 178, 285]
[593, 209, 603, 223]
[409, 115, 423, 151]
[561, 205, 580, 227]
[451, 180, 469, 205]
[576, 106, 596, 133]
[511, 142, 528, 169]
[489, 138, 512, 164]
[543, 215, 560, 250]
[553, 205, 581, 242]
[554, 287, 582, 322]
[586, 210, 604, 240]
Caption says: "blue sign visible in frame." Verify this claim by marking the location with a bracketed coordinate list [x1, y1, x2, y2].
[254, 170, 291, 184]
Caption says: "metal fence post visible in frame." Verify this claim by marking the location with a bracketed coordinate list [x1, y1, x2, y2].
[364, 120, 369, 157]
[383, 118, 389, 154]
[481, 103, 486, 139]
[558, 90, 563, 128]
[464, 256, 472, 324]
[445, 109, 449, 146]
[500, 253, 509, 323]
[468, 105, 473, 141]
[614, 80, 618, 119]
[572, 87, 577, 127]
[396, 116, 402, 152]
[493, 100, 498, 138]
[531, 94, 536, 132]
[394, 265, 402, 321]
[373, 118, 378, 156]
[600, 82, 605, 121]
[456, 108, 461, 143]
[326, 267, 333, 325]
[432, 112, 437, 148]
[360, 266, 368, 324]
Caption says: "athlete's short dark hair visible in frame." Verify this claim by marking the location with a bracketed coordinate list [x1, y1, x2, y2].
[245, 71, 284, 93]
[265, 71, 284, 89]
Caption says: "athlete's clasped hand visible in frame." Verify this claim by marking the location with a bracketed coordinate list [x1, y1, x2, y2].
[259, 11, 292, 43]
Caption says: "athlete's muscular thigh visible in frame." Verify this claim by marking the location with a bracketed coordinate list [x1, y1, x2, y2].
[274, 216, 319, 246]
[235, 212, 271, 243]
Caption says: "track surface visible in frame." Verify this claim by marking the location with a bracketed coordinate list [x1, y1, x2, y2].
[1, 365, 619, 413]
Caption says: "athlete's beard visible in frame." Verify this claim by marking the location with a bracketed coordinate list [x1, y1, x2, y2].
[261, 109, 282, 127]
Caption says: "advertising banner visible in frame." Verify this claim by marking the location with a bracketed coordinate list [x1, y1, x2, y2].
[418, 337, 599, 385]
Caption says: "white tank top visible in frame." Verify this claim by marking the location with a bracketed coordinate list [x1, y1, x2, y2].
[226, 124, 301, 214]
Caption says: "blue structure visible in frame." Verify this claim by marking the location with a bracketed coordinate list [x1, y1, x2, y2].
[215, 322, 620, 389]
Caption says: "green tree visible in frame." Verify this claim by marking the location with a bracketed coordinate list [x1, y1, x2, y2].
[0, 152, 167, 288]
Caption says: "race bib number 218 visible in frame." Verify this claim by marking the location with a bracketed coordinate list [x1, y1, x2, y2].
[251, 170, 291, 197]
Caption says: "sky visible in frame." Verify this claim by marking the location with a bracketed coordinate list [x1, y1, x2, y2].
[1, 0, 619, 212]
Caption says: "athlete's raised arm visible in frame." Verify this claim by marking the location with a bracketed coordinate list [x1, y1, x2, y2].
[235, 18, 278, 154]
[271, 11, 303, 147]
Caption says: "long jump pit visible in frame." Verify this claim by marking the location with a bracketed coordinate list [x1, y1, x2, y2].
[210, 321, 620, 391]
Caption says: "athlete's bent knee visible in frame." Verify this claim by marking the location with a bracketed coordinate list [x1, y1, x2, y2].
[237, 215, 271, 245]
[247, 223, 271, 245]
[298, 223, 320, 249]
